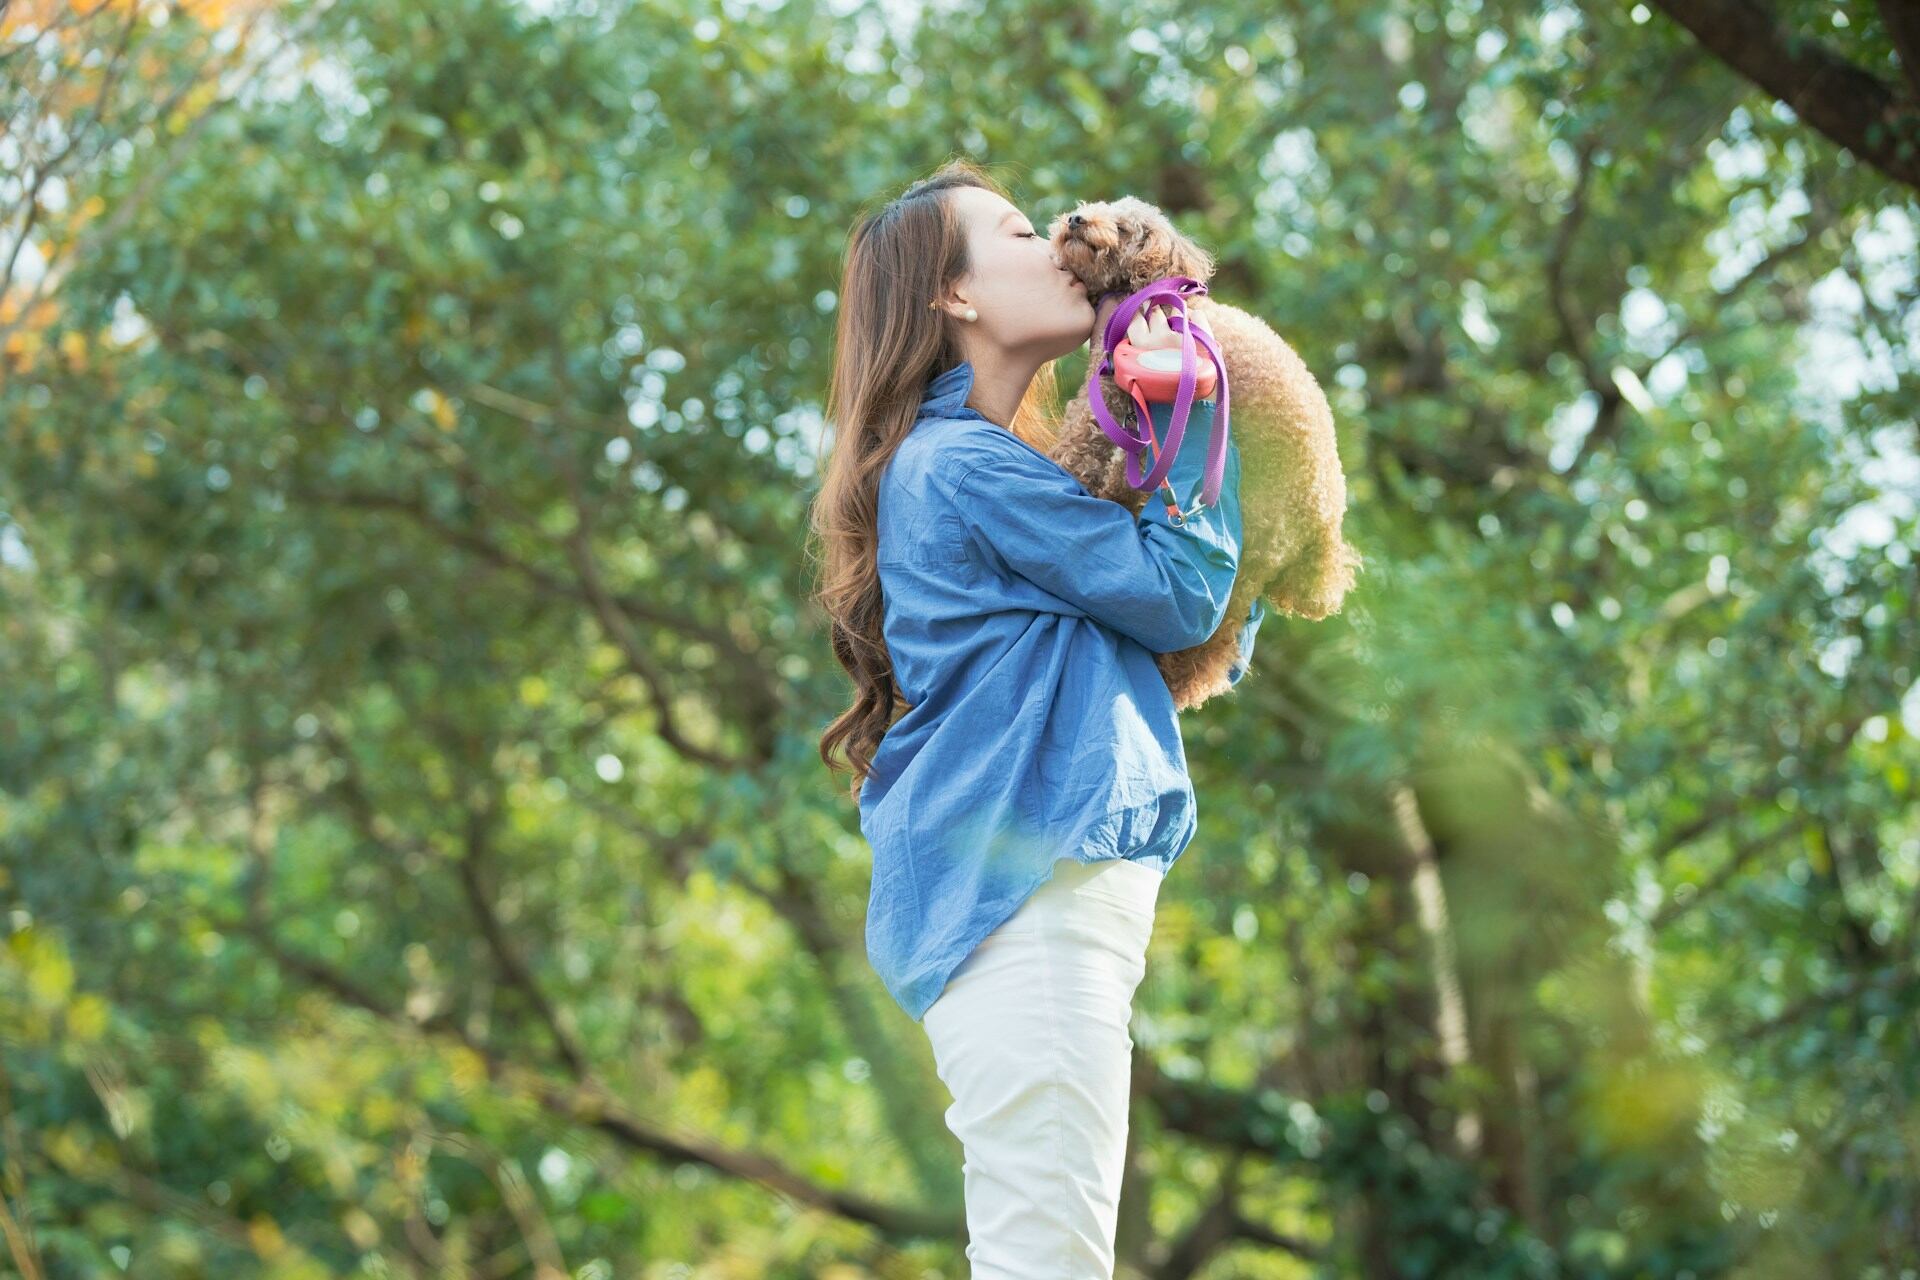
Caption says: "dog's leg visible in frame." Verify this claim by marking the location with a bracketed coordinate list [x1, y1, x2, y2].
[1266, 529, 1366, 621]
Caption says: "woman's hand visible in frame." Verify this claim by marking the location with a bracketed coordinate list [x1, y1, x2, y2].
[1094, 296, 1216, 383]
[1092, 296, 1194, 352]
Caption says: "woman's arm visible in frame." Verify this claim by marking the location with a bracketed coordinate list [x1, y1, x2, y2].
[1225, 597, 1267, 687]
[947, 396, 1243, 655]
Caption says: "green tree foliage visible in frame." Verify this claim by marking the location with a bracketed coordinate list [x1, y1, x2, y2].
[1, 0, 1916, 1275]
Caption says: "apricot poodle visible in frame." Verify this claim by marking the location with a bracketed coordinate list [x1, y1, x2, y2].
[1048, 195, 1365, 711]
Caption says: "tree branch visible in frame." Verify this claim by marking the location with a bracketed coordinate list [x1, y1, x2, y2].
[212, 906, 962, 1242]
[1646, 0, 1920, 192]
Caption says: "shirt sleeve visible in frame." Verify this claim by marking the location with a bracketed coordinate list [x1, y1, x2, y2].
[948, 396, 1243, 655]
[1226, 597, 1267, 687]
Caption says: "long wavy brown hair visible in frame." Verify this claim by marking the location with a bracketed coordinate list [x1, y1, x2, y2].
[809, 159, 1064, 802]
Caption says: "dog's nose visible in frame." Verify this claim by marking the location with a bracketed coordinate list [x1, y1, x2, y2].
[1067, 214, 1086, 230]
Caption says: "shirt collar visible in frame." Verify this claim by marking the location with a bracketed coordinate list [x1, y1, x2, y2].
[916, 358, 986, 424]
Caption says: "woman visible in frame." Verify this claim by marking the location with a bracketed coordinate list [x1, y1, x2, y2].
[810, 159, 1259, 1277]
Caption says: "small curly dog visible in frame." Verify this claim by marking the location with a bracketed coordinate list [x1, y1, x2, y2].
[1047, 195, 1364, 711]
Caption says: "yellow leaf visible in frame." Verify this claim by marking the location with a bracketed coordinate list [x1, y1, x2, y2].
[362, 1093, 400, 1129]
[1804, 825, 1830, 876]
[247, 1215, 288, 1259]
[422, 388, 457, 432]
[341, 1208, 381, 1249]
[14, 928, 74, 1005]
[448, 1045, 488, 1094]
[66, 994, 110, 1042]
[1587, 1059, 1705, 1152]
[43, 1123, 110, 1177]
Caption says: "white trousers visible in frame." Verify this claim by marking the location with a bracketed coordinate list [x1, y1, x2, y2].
[922, 855, 1163, 1279]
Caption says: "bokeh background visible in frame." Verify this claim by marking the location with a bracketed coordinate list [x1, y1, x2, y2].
[3, 0, 1918, 1275]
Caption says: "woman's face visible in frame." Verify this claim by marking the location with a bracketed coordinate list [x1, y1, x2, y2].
[940, 186, 1095, 361]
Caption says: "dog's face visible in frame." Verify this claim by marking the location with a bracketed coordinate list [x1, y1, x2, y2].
[1046, 196, 1215, 309]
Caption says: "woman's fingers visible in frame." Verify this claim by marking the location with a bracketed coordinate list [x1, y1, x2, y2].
[1102, 300, 1185, 348]
[1127, 303, 1172, 345]
[1127, 303, 1187, 349]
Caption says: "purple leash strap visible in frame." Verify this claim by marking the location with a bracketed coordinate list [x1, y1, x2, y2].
[1086, 275, 1231, 512]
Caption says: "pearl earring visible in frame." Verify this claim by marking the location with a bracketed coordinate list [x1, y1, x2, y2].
[963, 306, 977, 322]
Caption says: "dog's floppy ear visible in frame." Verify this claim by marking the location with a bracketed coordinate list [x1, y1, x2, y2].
[1168, 227, 1214, 283]
[1118, 196, 1215, 287]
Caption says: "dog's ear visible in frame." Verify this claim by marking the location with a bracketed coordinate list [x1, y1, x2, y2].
[1167, 228, 1214, 283]
[1126, 203, 1215, 287]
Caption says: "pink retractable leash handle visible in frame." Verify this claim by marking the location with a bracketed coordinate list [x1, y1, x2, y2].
[1086, 275, 1231, 524]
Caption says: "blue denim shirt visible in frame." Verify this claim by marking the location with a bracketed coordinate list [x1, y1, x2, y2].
[858, 358, 1263, 1021]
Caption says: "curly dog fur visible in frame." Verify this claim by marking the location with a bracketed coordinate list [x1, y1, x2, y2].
[1046, 195, 1365, 711]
